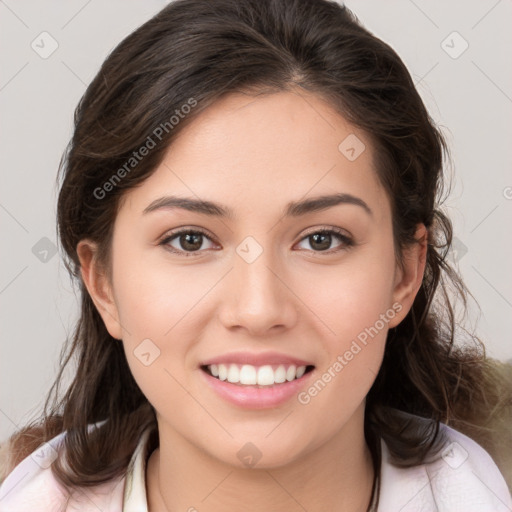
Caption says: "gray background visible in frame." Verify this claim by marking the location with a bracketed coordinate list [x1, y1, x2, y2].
[1, 0, 511, 443]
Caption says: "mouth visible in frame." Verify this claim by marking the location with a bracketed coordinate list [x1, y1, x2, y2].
[200, 363, 315, 388]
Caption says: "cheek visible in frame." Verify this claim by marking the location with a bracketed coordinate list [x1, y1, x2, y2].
[297, 268, 391, 423]
[294, 246, 395, 402]
[300, 244, 397, 346]
[325, 273, 395, 345]
[110, 252, 221, 405]
[111, 247, 216, 340]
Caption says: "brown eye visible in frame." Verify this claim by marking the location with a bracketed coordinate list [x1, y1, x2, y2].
[296, 229, 353, 253]
[160, 229, 216, 255]
[176, 232, 204, 251]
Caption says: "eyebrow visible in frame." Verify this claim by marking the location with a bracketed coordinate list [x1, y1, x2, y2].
[143, 192, 373, 219]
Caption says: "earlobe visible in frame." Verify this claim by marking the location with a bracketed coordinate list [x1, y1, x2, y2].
[76, 240, 123, 340]
[387, 224, 428, 329]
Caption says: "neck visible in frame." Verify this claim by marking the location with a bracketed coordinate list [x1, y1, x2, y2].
[146, 405, 376, 512]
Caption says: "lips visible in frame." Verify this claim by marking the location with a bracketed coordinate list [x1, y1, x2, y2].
[200, 361, 316, 408]
[199, 351, 315, 388]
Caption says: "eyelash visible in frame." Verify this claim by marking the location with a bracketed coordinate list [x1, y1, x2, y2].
[159, 226, 354, 257]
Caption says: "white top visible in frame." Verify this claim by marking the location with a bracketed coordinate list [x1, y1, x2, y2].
[1, 416, 511, 511]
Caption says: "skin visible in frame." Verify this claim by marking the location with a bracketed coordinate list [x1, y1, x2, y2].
[78, 89, 427, 512]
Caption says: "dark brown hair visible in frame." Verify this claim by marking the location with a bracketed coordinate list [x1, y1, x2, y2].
[3, 0, 510, 507]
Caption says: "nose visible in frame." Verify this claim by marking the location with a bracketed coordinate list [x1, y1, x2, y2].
[217, 241, 298, 336]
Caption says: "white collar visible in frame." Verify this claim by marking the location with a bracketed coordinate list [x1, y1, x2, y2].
[122, 426, 152, 511]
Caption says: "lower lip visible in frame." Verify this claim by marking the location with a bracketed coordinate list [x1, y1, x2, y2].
[200, 367, 315, 409]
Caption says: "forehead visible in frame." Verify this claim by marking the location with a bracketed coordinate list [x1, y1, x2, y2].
[120, 90, 390, 223]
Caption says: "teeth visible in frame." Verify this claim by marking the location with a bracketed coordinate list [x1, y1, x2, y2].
[207, 363, 309, 386]
[273, 365, 287, 384]
[218, 364, 228, 381]
[257, 365, 275, 386]
[227, 364, 240, 384]
[240, 364, 257, 385]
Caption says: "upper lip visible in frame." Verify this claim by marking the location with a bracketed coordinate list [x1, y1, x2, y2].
[200, 351, 314, 368]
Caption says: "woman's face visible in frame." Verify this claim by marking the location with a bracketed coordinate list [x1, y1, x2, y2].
[81, 89, 425, 468]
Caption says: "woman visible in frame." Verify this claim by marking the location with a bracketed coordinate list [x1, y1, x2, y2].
[1, 0, 510, 510]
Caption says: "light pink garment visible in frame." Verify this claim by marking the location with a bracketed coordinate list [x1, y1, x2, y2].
[0, 422, 149, 512]
[1, 414, 511, 511]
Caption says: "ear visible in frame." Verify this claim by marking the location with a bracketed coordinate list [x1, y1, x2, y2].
[76, 239, 123, 340]
[387, 224, 428, 329]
